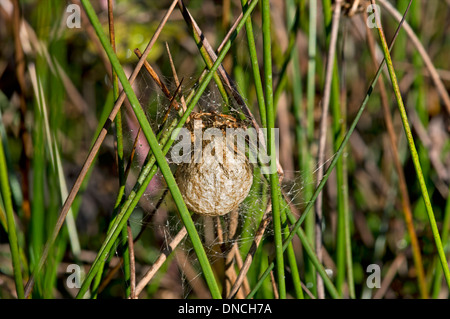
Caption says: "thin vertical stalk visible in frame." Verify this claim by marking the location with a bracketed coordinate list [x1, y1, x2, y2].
[341, 101, 354, 298]
[314, 0, 342, 299]
[273, 6, 300, 109]
[91, 0, 129, 298]
[284, 0, 304, 299]
[30, 84, 45, 270]
[262, 0, 285, 299]
[372, 0, 450, 290]
[365, 5, 427, 298]
[247, 198, 340, 299]
[240, 0, 266, 127]
[305, 0, 317, 295]
[281, 205, 304, 299]
[322, 0, 353, 298]
[306, 0, 317, 141]
[0, 137, 25, 298]
[432, 185, 450, 298]
[127, 223, 136, 298]
[111, 0, 132, 299]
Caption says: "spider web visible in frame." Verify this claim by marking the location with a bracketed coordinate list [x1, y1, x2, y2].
[117, 63, 330, 299]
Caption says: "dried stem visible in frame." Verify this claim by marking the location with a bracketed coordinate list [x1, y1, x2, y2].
[165, 42, 187, 112]
[135, 227, 187, 297]
[227, 204, 272, 299]
[373, 254, 406, 299]
[223, 210, 244, 298]
[270, 269, 279, 299]
[127, 223, 136, 299]
[314, 0, 342, 299]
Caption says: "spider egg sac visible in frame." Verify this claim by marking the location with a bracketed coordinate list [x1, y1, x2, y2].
[176, 134, 253, 216]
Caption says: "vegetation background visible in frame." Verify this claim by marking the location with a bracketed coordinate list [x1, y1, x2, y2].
[0, 0, 449, 299]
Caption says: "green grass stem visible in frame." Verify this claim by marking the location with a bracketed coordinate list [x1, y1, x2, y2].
[0, 134, 25, 298]
[373, 6, 450, 290]
[262, 0, 285, 299]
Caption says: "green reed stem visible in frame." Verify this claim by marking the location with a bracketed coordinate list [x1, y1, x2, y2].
[0, 136, 24, 299]
[262, 0, 285, 299]
[322, 0, 354, 298]
[273, 7, 300, 110]
[432, 184, 450, 298]
[247, 198, 340, 299]
[240, 0, 266, 127]
[374, 7, 450, 290]
[304, 0, 318, 295]
[281, 204, 304, 298]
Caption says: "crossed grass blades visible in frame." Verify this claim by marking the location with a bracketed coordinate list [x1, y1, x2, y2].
[0, 0, 449, 299]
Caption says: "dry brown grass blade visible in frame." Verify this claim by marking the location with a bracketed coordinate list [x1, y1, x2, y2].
[134, 227, 187, 297]
[269, 269, 279, 299]
[127, 223, 136, 299]
[373, 253, 406, 299]
[174, 249, 211, 299]
[162, 78, 184, 124]
[223, 210, 245, 298]
[165, 42, 187, 112]
[227, 204, 272, 299]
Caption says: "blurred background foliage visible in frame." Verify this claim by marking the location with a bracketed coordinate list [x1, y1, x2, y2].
[0, 0, 449, 299]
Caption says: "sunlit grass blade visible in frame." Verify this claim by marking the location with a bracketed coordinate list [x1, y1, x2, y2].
[432, 184, 450, 298]
[372, 1, 450, 290]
